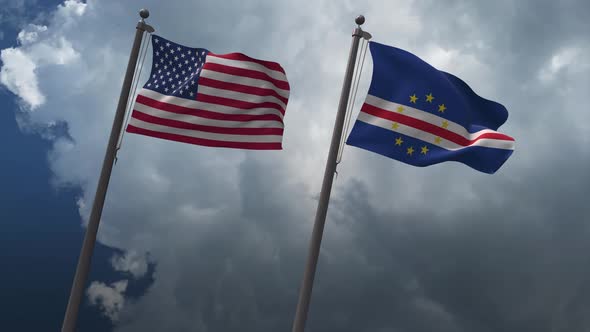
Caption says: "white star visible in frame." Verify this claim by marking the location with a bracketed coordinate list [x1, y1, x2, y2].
[172, 84, 176, 88]
[191, 57, 195, 61]
[165, 53, 169, 58]
[191, 80, 195, 85]
[155, 63, 159, 68]
[177, 46, 181, 51]
[189, 92, 194, 96]
[170, 49, 175, 54]
[152, 74, 156, 78]
[169, 60, 173, 65]
[169, 77, 173, 82]
[154, 79, 158, 83]
[163, 65, 168, 70]
[178, 80, 182, 85]
[174, 56, 179, 61]
[165, 42, 170, 47]
[180, 53, 185, 58]
[175, 74, 180, 79]
[160, 76, 164, 80]
[182, 70, 186, 75]
[155, 84, 159, 88]
[154, 38, 159, 43]
[155, 51, 159, 56]
[164, 87, 169, 92]
[166, 71, 171, 76]
[159, 46, 164, 51]
[159, 58, 164, 63]
[184, 60, 189, 64]
[172, 68, 176, 72]
[178, 63, 182, 68]
[158, 69, 162, 74]
[147, 83, 151, 87]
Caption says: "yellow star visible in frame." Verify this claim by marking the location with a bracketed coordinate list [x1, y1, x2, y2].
[425, 93, 434, 103]
[442, 120, 449, 129]
[434, 136, 442, 144]
[407, 146, 414, 156]
[421, 146, 429, 154]
[397, 106, 404, 113]
[395, 137, 403, 146]
[409, 94, 418, 103]
[438, 104, 446, 113]
[392, 122, 399, 130]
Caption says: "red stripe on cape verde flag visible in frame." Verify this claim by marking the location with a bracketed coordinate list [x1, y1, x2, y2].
[356, 95, 514, 151]
[127, 37, 289, 151]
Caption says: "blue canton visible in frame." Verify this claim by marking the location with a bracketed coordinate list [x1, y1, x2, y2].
[144, 35, 209, 100]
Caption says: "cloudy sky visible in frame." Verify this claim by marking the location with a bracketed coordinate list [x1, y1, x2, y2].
[1, 0, 589, 331]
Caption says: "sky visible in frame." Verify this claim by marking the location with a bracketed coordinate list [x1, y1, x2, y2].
[1, 0, 589, 331]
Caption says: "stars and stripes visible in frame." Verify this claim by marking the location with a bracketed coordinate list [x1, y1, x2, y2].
[126, 35, 290, 150]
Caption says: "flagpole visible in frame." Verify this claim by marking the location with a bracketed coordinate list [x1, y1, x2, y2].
[61, 9, 154, 332]
[291, 15, 368, 332]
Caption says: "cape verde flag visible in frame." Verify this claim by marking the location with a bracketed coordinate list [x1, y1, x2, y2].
[127, 35, 289, 150]
[346, 42, 514, 174]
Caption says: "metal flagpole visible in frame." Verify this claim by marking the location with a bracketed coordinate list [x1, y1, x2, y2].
[61, 9, 155, 332]
[291, 15, 370, 332]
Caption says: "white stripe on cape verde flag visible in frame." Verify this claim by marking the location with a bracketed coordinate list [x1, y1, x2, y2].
[365, 95, 509, 140]
[356, 111, 515, 151]
[205, 55, 288, 82]
[199, 69, 290, 98]
[128, 117, 283, 143]
[134, 102, 284, 129]
[138, 89, 285, 121]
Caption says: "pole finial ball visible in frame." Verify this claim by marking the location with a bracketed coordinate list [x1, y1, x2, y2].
[139, 9, 150, 19]
[355, 15, 365, 25]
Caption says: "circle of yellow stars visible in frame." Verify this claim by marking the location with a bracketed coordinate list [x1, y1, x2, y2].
[389, 91, 451, 157]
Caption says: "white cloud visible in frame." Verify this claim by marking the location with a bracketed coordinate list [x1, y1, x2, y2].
[0, 47, 44, 108]
[111, 251, 149, 279]
[0, 9, 80, 110]
[17, 25, 48, 44]
[87, 280, 128, 321]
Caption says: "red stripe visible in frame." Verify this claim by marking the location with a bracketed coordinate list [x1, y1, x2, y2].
[208, 53, 286, 74]
[198, 77, 289, 105]
[202, 62, 290, 91]
[136, 94, 284, 122]
[126, 124, 282, 150]
[131, 110, 284, 136]
[196, 93, 285, 114]
[361, 103, 515, 146]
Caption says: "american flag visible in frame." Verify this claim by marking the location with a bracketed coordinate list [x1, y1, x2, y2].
[126, 35, 290, 150]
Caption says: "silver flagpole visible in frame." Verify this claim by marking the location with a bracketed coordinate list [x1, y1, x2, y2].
[291, 15, 370, 332]
[61, 9, 155, 332]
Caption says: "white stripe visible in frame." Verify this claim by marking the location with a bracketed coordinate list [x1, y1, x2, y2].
[200, 69, 290, 98]
[365, 95, 502, 140]
[133, 102, 284, 128]
[197, 85, 287, 110]
[356, 111, 515, 150]
[137, 89, 285, 120]
[128, 117, 283, 143]
[205, 55, 288, 82]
